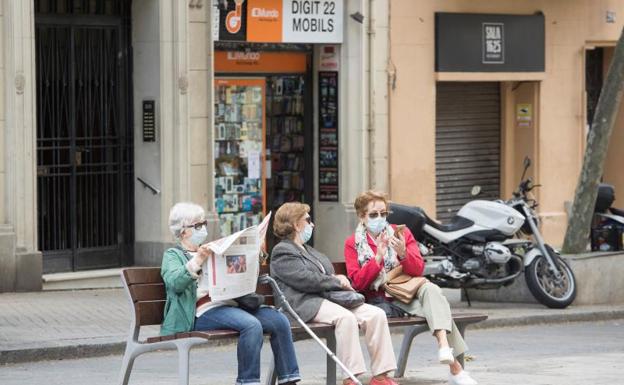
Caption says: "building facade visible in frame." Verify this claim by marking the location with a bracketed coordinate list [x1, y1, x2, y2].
[0, 0, 389, 291]
[2, 0, 624, 291]
[388, 0, 624, 247]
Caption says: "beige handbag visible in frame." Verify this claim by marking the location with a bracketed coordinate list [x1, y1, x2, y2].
[383, 265, 429, 304]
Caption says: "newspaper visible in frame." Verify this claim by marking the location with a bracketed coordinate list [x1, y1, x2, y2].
[198, 213, 271, 301]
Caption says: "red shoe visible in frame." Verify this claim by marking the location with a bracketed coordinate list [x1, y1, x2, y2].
[369, 376, 400, 385]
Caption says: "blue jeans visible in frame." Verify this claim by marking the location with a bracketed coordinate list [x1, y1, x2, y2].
[195, 306, 300, 385]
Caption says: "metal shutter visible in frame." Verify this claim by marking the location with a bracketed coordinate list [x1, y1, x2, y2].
[435, 82, 501, 222]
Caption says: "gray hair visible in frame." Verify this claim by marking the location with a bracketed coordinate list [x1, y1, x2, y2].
[168, 202, 205, 239]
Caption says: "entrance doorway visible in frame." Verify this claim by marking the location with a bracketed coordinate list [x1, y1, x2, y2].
[588, 46, 624, 208]
[213, 48, 313, 237]
[35, 0, 134, 273]
[435, 82, 502, 221]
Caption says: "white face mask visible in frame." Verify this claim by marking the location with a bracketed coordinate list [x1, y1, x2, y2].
[299, 223, 313, 244]
[189, 225, 208, 246]
[366, 217, 387, 235]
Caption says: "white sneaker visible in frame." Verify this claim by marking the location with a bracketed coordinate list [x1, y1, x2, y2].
[438, 346, 454, 364]
[449, 370, 478, 385]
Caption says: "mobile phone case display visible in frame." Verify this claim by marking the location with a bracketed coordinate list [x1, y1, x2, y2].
[266, 76, 306, 206]
[214, 79, 266, 236]
[318, 72, 339, 201]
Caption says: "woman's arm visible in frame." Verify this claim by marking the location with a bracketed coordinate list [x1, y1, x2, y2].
[398, 228, 425, 276]
[271, 245, 343, 293]
[344, 234, 383, 291]
[161, 249, 197, 294]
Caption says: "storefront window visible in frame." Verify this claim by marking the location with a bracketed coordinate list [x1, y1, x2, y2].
[214, 79, 266, 236]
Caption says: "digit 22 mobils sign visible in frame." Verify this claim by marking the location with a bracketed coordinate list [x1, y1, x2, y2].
[216, 0, 343, 43]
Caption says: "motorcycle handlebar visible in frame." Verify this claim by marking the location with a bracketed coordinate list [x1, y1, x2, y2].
[514, 178, 541, 198]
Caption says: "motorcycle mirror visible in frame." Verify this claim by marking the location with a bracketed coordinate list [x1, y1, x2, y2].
[470, 185, 482, 196]
[520, 156, 531, 182]
[523, 156, 531, 168]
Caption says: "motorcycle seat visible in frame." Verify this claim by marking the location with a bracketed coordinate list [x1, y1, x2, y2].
[610, 207, 624, 217]
[423, 212, 474, 232]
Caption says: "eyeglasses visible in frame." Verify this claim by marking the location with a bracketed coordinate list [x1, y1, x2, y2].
[305, 216, 313, 224]
[367, 211, 390, 219]
[185, 220, 207, 230]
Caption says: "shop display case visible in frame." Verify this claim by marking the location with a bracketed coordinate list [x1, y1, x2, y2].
[266, 75, 306, 207]
[214, 78, 266, 236]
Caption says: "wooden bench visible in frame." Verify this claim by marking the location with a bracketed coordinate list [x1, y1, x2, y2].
[117, 266, 337, 385]
[332, 262, 487, 377]
[118, 264, 487, 385]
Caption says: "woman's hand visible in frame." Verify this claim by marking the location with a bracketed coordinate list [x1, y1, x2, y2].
[334, 274, 354, 291]
[389, 233, 406, 258]
[196, 244, 214, 265]
[375, 232, 389, 263]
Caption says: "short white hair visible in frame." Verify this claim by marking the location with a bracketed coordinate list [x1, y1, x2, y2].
[168, 202, 205, 239]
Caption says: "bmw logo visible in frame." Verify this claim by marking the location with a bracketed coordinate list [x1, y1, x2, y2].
[507, 217, 515, 225]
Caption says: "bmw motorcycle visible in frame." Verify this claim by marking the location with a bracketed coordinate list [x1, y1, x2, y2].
[388, 157, 577, 308]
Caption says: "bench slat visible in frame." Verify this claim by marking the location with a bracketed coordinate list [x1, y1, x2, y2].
[124, 268, 163, 286]
[333, 263, 347, 275]
[255, 283, 273, 295]
[129, 283, 166, 302]
[136, 300, 165, 326]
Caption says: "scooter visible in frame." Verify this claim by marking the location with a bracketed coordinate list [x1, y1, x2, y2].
[388, 157, 577, 309]
[591, 183, 624, 251]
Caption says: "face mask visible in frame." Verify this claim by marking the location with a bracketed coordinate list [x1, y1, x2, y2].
[189, 225, 208, 246]
[299, 223, 313, 244]
[366, 217, 387, 235]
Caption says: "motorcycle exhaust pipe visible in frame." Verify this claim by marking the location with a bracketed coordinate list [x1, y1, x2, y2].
[464, 255, 523, 287]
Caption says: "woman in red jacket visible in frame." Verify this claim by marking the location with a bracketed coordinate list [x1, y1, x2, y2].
[344, 191, 478, 385]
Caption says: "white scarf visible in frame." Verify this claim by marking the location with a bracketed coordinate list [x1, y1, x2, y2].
[355, 222, 399, 290]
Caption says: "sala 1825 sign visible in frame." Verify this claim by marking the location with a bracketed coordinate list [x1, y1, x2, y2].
[482, 23, 504, 64]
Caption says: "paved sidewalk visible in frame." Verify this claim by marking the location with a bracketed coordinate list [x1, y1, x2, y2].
[1, 288, 623, 364]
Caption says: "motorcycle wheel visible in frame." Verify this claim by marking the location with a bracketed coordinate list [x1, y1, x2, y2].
[525, 245, 577, 308]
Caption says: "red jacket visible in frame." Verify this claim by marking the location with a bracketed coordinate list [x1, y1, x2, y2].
[344, 225, 424, 301]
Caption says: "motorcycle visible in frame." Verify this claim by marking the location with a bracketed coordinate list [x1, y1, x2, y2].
[388, 157, 577, 308]
[591, 183, 624, 251]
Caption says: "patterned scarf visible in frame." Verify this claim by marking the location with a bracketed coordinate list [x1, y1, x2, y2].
[355, 222, 399, 290]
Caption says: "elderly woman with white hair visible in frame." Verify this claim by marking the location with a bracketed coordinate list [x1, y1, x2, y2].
[161, 202, 301, 385]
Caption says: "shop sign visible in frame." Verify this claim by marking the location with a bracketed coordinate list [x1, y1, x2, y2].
[435, 12, 544, 72]
[516, 103, 532, 127]
[318, 45, 339, 70]
[482, 23, 504, 64]
[214, 0, 343, 43]
[214, 50, 308, 73]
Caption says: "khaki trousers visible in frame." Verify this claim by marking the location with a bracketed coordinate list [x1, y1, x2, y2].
[394, 282, 468, 357]
[312, 300, 397, 379]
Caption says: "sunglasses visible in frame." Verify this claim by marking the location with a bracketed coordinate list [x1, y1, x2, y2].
[367, 211, 390, 219]
[185, 220, 207, 230]
[305, 216, 313, 224]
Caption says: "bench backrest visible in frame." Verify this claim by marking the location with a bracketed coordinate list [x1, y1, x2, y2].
[122, 267, 166, 326]
[121, 262, 348, 327]
[121, 264, 277, 327]
[332, 262, 347, 275]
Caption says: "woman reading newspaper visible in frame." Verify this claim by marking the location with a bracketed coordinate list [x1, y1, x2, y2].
[160, 202, 301, 385]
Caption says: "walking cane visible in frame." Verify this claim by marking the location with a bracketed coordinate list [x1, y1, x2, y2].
[258, 274, 363, 385]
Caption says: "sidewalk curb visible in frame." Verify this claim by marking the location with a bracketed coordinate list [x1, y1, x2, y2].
[471, 308, 624, 329]
[2, 309, 623, 366]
